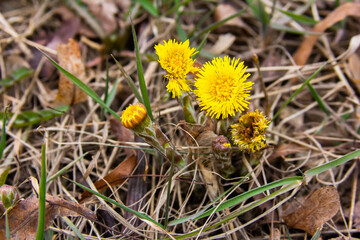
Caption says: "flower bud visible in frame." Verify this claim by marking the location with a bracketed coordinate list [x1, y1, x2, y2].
[0, 184, 19, 210]
[121, 103, 150, 131]
[212, 135, 235, 177]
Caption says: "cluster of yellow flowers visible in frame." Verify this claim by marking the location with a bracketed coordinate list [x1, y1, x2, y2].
[121, 39, 270, 153]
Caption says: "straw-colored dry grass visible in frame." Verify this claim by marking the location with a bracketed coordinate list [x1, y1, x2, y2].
[1, 0, 360, 239]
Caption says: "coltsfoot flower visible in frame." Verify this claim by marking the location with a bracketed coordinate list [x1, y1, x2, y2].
[155, 39, 198, 98]
[231, 110, 270, 152]
[194, 56, 253, 119]
[121, 103, 149, 131]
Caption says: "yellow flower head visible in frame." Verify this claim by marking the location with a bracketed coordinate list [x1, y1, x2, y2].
[155, 39, 198, 98]
[194, 56, 253, 119]
[231, 110, 270, 152]
[121, 103, 148, 130]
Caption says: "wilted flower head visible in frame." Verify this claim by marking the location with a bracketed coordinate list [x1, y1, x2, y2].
[231, 110, 270, 152]
[155, 39, 198, 97]
[121, 103, 149, 130]
[194, 56, 253, 119]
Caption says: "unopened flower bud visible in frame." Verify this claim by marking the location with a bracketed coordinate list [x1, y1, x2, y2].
[212, 135, 235, 177]
[0, 184, 19, 210]
[121, 103, 150, 131]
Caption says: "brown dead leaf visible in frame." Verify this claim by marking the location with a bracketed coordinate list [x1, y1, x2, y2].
[268, 143, 305, 162]
[213, 4, 246, 29]
[54, 38, 88, 106]
[283, 186, 340, 235]
[0, 194, 95, 239]
[80, 154, 137, 202]
[293, 2, 360, 68]
[347, 53, 360, 92]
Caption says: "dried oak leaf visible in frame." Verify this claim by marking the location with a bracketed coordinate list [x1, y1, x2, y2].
[283, 186, 340, 235]
[54, 38, 88, 106]
[80, 154, 137, 202]
[0, 194, 95, 239]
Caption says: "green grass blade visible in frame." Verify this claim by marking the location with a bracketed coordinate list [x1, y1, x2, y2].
[307, 83, 330, 115]
[105, 78, 119, 108]
[67, 178, 165, 229]
[47, 153, 88, 183]
[205, 181, 302, 232]
[164, 181, 301, 240]
[279, 9, 317, 25]
[305, 149, 360, 178]
[246, 0, 270, 25]
[136, 0, 159, 17]
[311, 226, 322, 240]
[193, 31, 209, 60]
[271, 62, 327, 122]
[36, 143, 47, 240]
[190, 8, 246, 42]
[39, 49, 121, 122]
[0, 108, 7, 160]
[194, 176, 302, 220]
[270, 23, 320, 35]
[168, 172, 251, 226]
[62, 216, 86, 240]
[103, 60, 109, 115]
[131, 18, 154, 121]
[169, 176, 302, 225]
[111, 55, 144, 104]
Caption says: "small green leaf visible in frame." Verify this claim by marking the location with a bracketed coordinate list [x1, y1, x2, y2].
[279, 9, 317, 25]
[1, 67, 33, 87]
[136, 0, 159, 17]
[0, 167, 11, 187]
[0, 105, 69, 128]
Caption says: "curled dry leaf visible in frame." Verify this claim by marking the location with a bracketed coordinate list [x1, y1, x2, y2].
[0, 194, 95, 239]
[283, 186, 340, 235]
[80, 154, 137, 202]
[54, 38, 88, 106]
[293, 2, 360, 67]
